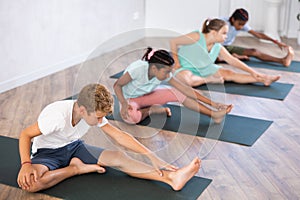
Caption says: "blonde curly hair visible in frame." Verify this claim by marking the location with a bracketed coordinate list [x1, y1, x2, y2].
[77, 83, 113, 114]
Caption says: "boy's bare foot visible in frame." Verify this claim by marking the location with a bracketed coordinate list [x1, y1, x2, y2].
[232, 53, 250, 61]
[70, 157, 105, 175]
[169, 157, 201, 191]
[282, 46, 294, 67]
[212, 104, 233, 124]
[150, 105, 172, 117]
[263, 75, 280, 86]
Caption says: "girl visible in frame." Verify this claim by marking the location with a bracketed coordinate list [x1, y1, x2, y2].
[169, 18, 281, 87]
[113, 47, 233, 124]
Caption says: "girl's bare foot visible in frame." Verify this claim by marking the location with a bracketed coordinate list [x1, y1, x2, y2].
[215, 103, 232, 111]
[282, 46, 294, 67]
[212, 104, 233, 124]
[70, 157, 105, 175]
[169, 157, 201, 191]
[150, 105, 172, 117]
[263, 75, 280, 86]
[165, 107, 172, 117]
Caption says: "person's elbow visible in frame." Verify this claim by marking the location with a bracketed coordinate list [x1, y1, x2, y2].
[113, 81, 120, 91]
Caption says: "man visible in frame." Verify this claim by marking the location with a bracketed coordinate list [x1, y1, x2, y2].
[17, 83, 201, 192]
[220, 8, 294, 67]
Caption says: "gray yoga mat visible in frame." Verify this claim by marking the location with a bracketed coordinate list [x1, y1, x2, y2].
[110, 70, 293, 100]
[0, 135, 211, 200]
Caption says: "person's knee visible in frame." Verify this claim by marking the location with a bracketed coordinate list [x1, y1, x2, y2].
[22, 179, 45, 193]
[175, 71, 192, 85]
[123, 111, 142, 124]
[246, 48, 260, 56]
[106, 151, 128, 167]
[122, 102, 142, 124]
[220, 69, 234, 80]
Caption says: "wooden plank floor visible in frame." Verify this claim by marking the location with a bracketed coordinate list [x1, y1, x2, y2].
[0, 36, 299, 200]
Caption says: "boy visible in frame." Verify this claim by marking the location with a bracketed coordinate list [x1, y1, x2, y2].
[17, 83, 201, 192]
[221, 8, 294, 66]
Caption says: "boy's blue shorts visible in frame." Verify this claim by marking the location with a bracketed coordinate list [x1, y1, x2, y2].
[31, 140, 104, 170]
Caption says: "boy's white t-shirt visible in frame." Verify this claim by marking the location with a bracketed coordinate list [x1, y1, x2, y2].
[32, 100, 108, 154]
[220, 17, 252, 46]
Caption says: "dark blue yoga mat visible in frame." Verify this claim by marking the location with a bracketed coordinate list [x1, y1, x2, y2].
[104, 96, 273, 147]
[110, 70, 293, 100]
[196, 82, 293, 101]
[0, 135, 211, 200]
[244, 58, 300, 73]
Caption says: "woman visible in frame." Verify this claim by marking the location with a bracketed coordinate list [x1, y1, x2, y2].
[169, 18, 280, 87]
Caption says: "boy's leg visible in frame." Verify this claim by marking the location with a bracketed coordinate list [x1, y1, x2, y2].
[23, 158, 103, 192]
[24, 141, 105, 192]
[98, 150, 201, 191]
[223, 45, 294, 66]
[224, 46, 249, 61]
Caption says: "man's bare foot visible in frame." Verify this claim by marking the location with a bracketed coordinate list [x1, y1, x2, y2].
[263, 75, 280, 86]
[282, 46, 294, 67]
[150, 105, 172, 117]
[70, 157, 105, 175]
[169, 157, 201, 191]
[212, 104, 233, 124]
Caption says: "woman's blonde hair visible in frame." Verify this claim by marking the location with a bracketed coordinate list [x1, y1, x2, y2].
[202, 18, 226, 34]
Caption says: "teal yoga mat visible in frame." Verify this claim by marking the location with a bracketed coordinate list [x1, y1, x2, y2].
[110, 71, 293, 100]
[0, 135, 211, 200]
[244, 58, 300, 73]
[102, 95, 273, 146]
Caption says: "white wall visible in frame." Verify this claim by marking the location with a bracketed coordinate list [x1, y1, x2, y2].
[1, 0, 297, 93]
[284, 0, 299, 38]
[0, 0, 145, 93]
[145, 0, 220, 36]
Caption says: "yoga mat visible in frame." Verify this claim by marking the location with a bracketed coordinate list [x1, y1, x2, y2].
[196, 82, 293, 101]
[244, 58, 300, 73]
[110, 70, 293, 100]
[103, 96, 273, 146]
[110, 70, 125, 79]
[0, 135, 211, 200]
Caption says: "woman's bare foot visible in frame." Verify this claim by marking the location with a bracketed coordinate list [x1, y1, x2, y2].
[282, 46, 294, 67]
[263, 75, 280, 86]
[212, 104, 233, 124]
[169, 157, 201, 191]
[150, 105, 172, 117]
[69, 157, 105, 175]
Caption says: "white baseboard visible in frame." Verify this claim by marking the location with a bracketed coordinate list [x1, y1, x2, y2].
[0, 34, 144, 94]
[0, 53, 91, 94]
